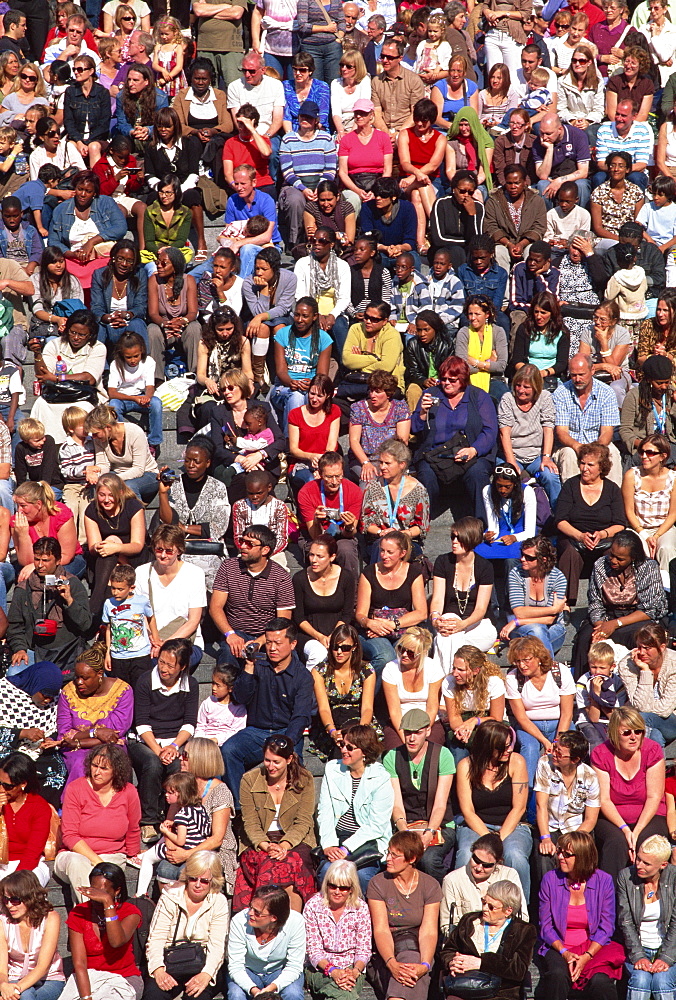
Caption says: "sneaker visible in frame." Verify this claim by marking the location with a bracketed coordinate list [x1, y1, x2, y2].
[127, 852, 146, 868]
[141, 825, 159, 844]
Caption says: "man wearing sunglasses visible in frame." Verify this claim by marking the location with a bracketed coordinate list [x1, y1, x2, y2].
[371, 37, 425, 139]
[383, 709, 456, 883]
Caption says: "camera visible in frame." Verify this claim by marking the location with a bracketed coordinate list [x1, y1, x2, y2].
[325, 508, 343, 522]
[244, 642, 260, 661]
[160, 469, 179, 486]
[44, 575, 59, 587]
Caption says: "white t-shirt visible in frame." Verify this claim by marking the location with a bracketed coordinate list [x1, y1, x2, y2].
[226, 76, 285, 133]
[381, 657, 445, 718]
[514, 66, 558, 99]
[134, 561, 208, 649]
[102, 0, 151, 18]
[441, 673, 506, 712]
[505, 664, 575, 720]
[108, 357, 156, 396]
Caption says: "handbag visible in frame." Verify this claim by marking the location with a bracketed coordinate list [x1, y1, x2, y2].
[41, 380, 99, 405]
[184, 539, 224, 557]
[442, 972, 502, 1000]
[311, 839, 381, 871]
[163, 912, 207, 981]
[423, 431, 477, 486]
[149, 574, 197, 643]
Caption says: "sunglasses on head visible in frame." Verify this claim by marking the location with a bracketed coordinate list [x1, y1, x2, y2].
[471, 853, 496, 869]
[331, 643, 355, 652]
[494, 465, 518, 478]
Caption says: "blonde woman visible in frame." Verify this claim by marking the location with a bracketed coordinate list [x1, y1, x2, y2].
[83, 473, 147, 614]
[622, 432, 676, 580]
[330, 50, 371, 138]
[10, 480, 83, 582]
[381, 627, 445, 749]
[442, 645, 506, 762]
[304, 860, 371, 1000]
[0, 63, 48, 128]
[84, 404, 158, 504]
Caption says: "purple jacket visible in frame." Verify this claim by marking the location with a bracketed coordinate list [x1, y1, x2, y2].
[538, 868, 615, 957]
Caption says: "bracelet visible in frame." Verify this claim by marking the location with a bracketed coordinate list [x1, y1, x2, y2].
[325, 966, 337, 977]
[540, 834, 552, 840]
[224, 630, 234, 637]
[104, 905, 116, 911]
[619, 823, 628, 830]
[89, 728, 96, 738]
[170, 742, 179, 751]
[584, 951, 594, 959]
[105, 915, 119, 922]
[599, 349, 611, 357]
[385, 957, 395, 966]
[617, 618, 624, 628]
[421, 962, 430, 970]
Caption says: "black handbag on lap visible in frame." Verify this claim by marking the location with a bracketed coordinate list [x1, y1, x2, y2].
[163, 913, 206, 980]
[442, 972, 502, 999]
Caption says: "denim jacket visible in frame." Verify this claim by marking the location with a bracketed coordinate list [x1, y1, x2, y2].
[0, 221, 42, 265]
[457, 261, 508, 315]
[90, 266, 148, 323]
[48, 196, 127, 253]
[114, 88, 169, 138]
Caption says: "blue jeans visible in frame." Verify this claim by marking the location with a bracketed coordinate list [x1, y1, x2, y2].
[592, 169, 649, 192]
[228, 973, 304, 1000]
[221, 725, 304, 808]
[63, 553, 86, 579]
[217, 629, 258, 668]
[11, 983, 64, 1000]
[525, 456, 561, 507]
[109, 396, 163, 446]
[638, 712, 676, 748]
[262, 52, 294, 79]
[455, 820, 532, 900]
[269, 383, 307, 431]
[301, 39, 342, 83]
[0, 477, 13, 512]
[358, 635, 397, 685]
[332, 315, 350, 355]
[626, 948, 676, 1000]
[516, 717, 560, 822]
[317, 857, 379, 896]
[511, 620, 566, 658]
[536, 177, 591, 210]
[125, 470, 159, 503]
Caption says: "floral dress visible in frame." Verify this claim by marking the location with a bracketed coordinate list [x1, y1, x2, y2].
[558, 254, 600, 356]
[590, 180, 644, 237]
[309, 662, 382, 760]
[165, 474, 231, 589]
[349, 398, 411, 462]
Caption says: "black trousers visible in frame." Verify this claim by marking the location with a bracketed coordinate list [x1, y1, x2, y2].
[127, 738, 181, 826]
[536, 949, 618, 1000]
[594, 814, 670, 882]
[571, 617, 641, 679]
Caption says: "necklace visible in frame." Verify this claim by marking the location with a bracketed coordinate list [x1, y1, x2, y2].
[568, 878, 584, 891]
[112, 276, 127, 298]
[395, 871, 419, 898]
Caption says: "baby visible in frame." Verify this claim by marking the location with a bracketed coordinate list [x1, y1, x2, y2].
[217, 214, 272, 251]
[224, 405, 274, 476]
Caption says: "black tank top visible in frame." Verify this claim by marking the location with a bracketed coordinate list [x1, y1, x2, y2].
[471, 776, 515, 826]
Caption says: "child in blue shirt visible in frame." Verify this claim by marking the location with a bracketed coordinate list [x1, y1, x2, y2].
[103, 564, 160, 689]
[270, 304, 332, 428]
[637, 175, 676, 287]
[426, 249, 465, 336]
[18, 163, 62, 237]
[457, 235, 510, 333]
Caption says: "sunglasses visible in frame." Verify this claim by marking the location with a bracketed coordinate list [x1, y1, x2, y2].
[620, 728, 644, 736]
[556, 849, 575, 858]
[240, 538, 261, 548]
[440, 375, 462, 383]
[339, 62, 355, 68]
[154, 547, 176, 555]
[521, 552, 538, 561]
[73, 66, 90, 73]
[381, 53, 397, 60]
[242, 67, 258, 74]
[187, 876, 211, 886]
[364, 313, 383, 322]
[471, 854, 496, 869]
[0, 781, 16, 791]
[494, 465, 518, 478]
[342, 743, 358, 752]
[571, 57, 589, 63]
[327, 882, 350, 891]
[46, 130, 60, 137]
[639, 448, 662, 456]
[309, 237, 330, 245]
[331, 643, 355, 652]
[19, 73, 38, 81]
[1, 896, 21, 906]
[399, 648, 416, 658]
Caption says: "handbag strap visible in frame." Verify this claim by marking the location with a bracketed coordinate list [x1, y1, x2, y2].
[311, 0, 334, 27]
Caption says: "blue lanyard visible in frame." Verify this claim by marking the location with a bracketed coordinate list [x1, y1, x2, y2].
[653, 396, 667, 435]
[500, 499, 515, 534]
[384, 477, 405, 528]
[484, 917, 511, 951]
[320, 482, 343, 513]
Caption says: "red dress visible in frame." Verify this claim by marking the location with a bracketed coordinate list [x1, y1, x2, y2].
[403, 127, 441, 178]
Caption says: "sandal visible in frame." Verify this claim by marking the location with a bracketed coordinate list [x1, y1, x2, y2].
[193, 249, 210, 263]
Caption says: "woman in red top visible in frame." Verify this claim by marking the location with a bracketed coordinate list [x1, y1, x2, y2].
[0, 753, 52, 887]
[397, 99, 447, 253]
[223, 104, 274, 200]
[287, 374, 341, 496]
[65, 861, 142, 1000]
[10, 482, 83, 585]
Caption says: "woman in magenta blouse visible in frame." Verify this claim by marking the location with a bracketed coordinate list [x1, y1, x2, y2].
[591, 706, 668, 881]
[337, 100, 393, 213]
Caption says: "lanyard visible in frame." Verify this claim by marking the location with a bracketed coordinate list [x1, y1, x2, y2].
[484, 917, 511, 951]
[653, 396, 667, 435]
[500, 499, 515, 534]
[384, 477, 405, 528]
[320, 482, 343, 513]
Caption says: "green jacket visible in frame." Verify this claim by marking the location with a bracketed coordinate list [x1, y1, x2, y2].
[143, 201, 191, 259]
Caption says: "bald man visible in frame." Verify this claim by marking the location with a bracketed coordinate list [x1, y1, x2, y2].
[531, 112, 591, 208]
[342, 3, 368, 50]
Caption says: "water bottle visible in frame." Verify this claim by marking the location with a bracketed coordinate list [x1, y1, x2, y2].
[14, 153, 27, 176]
[55, 355, 67, 381]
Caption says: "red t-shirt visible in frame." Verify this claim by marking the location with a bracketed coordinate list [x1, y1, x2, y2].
[4, 793, 51, 871]
[67, 901, 141, 977]
[297, 476, 363, 528]
[10, 502, 83, 555]
[223, 135, 273, 186]
[287, 404, 341, 457]
[338, 129, 393, 174]
[591, 737, 666, 824]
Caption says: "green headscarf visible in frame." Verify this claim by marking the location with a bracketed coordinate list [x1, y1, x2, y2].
[447, 106, 495, 192]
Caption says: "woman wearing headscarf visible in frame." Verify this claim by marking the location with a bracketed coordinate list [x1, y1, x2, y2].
[446, 108, 494, 200]
[0, 662, 66, 808]
[620, 355, 676, 465]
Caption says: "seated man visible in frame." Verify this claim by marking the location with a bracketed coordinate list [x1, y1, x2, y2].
[0, 196, 42, 279]
[532, 113, 591, 209]
[297, 450, 362, 578]
[482, 163, 547, 274]
[509, 241, 560, 329]
[593, 99, 653, 191]
[222, 163, 281, 280]
[371, 37, 425, 141]
[513, 44, 559, 107]
[390, 253, 432, 340]
[589, 220, 666, 307]
[43, 14, 100, 67]
[552, 352, 622, 485]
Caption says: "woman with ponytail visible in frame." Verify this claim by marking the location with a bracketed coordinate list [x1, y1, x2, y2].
[10, 480, 84, 583]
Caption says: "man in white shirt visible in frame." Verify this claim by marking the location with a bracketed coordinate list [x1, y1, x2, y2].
[43, 15, 100, 67]
[514, 44, 558, 109]
[227, 51, 285, 178]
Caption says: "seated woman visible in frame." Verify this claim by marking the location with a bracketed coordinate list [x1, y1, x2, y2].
[430, 517, 497, 673]
[637, 297, 676, 375]
[381, 627, 444, 750]
[84, 404, 159, 506]
[403, 311, 453, 413]
[304, 860, 371, 1000]
[29, 246, 84, 343]
[618, 623, 676, 747]
[501, 536, 568, 658]
[147, 244, 201, 376]
[455, 719, 532, 900]
[455, 294, 508, 403]
[557, 234, 601, 358]
[617, 834, 676, 1000]
[534, 731, 601, 887]
[173, 58, 232, 150]
[367, 831, 441, 1000]
[0, 869, 64, 1000]
[54, 745, 140, 903]
[55, 644, 133, 785]
[145, 851, 229, 1000]
[348, 372, 411, 486]
[316, 724, 394, 894]
[431, 58, 480, 127]
[361, 438, 430, 562]
[83, 473, 147, 616]
[536, 831, 623, 1000]
[555, 443, 627, 607]
[498, 364, 561, 508]
[242, 248, 297, 390]
[234, 734, 316, 914]
[440, 832, 528, 938]
[397, 99, 447, 253]
[227, 884, 304, 1000]
[580, 299, 633, 406]
[292, 535, 356, 671]
[29, 309, 106, 446]
[511, 292, 571, 391]
[590, 150, 644, 247]
[620, 356, 676, 464]
[270, 297, 333, 431]
[126, 639, 198, 845]
[475, 463, 538, 568]
[196, 253, 244, 322]
[11, 481, 84, 582]
[287, 375, 341, 495]
[506, 636, 575, 790]
[570, 530, 667, 678]
[441, 879, 536, 999]
[622, 433, 676, 581]
[90, 240, 151, 358]
[114, 63, 169, 148]
[359, 178, 418, 271]
[339, 301, 405, 403]
[303, 180, 356, 251]
[355, 530, 427, 677]
[446, 107, 494, 202]
[310, 624, 378, 761]
[591, 706, 669, 880]
[0, 753, 54, 887]
[442, 645, 506, 764]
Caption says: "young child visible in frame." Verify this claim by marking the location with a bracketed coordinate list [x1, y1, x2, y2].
[107, 332, 163, 458]
[59, 405, 95, 544]
[426, 249, 465, 336]
[414, 12, 452, 90]
[224, 404, 275, 477]
[15, 418, 64, 494]
[390, 252, 432, 339]
[498, 66, 551, 129]
[637, 175, 676, 287]
[103, 564, 160, 687]
[544, 182, 592, 263]
[17, 162, 61, 238]
[231, 469, 290, 567]
[575, 640, 627, 748]
[133, 772, 211, 895]
[0, 126, 24, 179]
[217, 214, 272, 252]
[457, 235, 509, 333]
[0, 196, 42, 279]
[605, 241, 648, 343]
[195, 665, 247, 745]
[0, 341, 22, 435]
[151, 16, 186, 98]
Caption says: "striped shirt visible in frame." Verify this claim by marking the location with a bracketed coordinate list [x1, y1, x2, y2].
[279, 130, 337, 191]
[552, 377, 620, 442]
[59, 436, 96, 482]
[158, 804, 211, 859]
[595, 120, 654, 168]
[212, 556, 295, 635]
[588, 555, 668, 624]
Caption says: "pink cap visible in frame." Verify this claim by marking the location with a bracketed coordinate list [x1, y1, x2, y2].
[353, 98, 375, 113]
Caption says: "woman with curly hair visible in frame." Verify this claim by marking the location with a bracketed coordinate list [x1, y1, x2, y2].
[235, 735, 316, 913]
[196, 306, 251, 400]
[501, 536, 569, 657]
[442, 644, 506, 762]
[455, 293, 509, 400]
[511, 291, 571, 390]
[0, 870, 64, 1000]
[53, 746, 141, 902]
[637, 293, 676, 377]
[114, 63, 168, 148]
[605, 45, 655, 121]
[146, 244, 200, 372]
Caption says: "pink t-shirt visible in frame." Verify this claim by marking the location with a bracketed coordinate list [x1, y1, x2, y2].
[338, 129, 393, 174]
[10, 502, 83, 555]
[591, 737, 666, 824]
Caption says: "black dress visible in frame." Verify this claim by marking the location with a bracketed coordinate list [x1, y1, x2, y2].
[85, 496, 149, 614]
[292, 567, 357, 651]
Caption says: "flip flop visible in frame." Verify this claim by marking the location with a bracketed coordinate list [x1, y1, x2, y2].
[193, 249, 210, 263]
